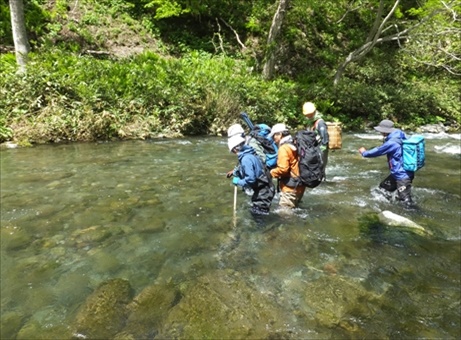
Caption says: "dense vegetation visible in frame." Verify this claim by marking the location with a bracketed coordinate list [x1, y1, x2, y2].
[1, 0, 460, 144]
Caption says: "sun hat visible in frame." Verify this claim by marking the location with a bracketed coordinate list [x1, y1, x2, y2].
[374, 119, 395, 134]
[227, 124, 245, 138]
[268, 123, 288, 138]
[228, 135, 245, 152]
[302, 102, 316, 117]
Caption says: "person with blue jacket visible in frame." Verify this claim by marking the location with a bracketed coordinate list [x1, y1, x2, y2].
[358, 119, 415, 206]
[228, 134, 275, 215]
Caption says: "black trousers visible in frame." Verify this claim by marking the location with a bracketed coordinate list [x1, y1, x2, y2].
[379, 174, 414, 202]
[251, 172, 275, 213]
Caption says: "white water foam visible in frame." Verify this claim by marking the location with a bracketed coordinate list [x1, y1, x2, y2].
[355, 132, 461, 141]
[421, 132, 461, 140]
[416, 187, 461, 199]
[434, 143, 461, 155]
[330, 176, 348, 181]
[354, 133, 383, 140]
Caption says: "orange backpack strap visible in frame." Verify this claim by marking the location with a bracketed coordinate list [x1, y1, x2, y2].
[314, 119, 323, 130]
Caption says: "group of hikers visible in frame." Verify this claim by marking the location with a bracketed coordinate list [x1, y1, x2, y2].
[226, 101, 416, 216]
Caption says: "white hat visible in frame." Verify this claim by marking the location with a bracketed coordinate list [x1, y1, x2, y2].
[227, 124, 244, 138]
[228, 135, 245, 152]
[302, 102, 316, 117]
[268, 123, 288, 138]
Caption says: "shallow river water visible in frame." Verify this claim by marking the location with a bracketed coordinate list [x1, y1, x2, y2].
[1, 133, 460, 339]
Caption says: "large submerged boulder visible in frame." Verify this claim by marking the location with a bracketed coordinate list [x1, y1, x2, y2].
[157, 270, 294, 339]
[71, 278, 134, 339]
[120, 281, 179, 338]
[303, 275, 382, 333]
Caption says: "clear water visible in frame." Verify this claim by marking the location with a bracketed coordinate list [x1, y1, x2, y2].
[1, 133, 460, 338]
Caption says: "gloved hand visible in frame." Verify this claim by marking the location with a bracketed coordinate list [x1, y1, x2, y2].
[232, 177, 239, 186]
[226, 170, 233, 178]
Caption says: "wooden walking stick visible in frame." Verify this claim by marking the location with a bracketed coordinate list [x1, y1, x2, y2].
[233, 185, 237, 227]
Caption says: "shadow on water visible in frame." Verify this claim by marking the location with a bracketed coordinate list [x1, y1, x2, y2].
[1, 134, 460, 339]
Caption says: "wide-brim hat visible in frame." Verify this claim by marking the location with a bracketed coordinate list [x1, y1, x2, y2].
[268, 123, 288, 138]
[227, 124, 244, 138]
[228, 135, 245, 152]
[374, 119, 395, 133]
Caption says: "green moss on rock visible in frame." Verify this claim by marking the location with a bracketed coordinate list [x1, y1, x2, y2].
[157, 270, 294, 339]
[72, 278, 134, 339]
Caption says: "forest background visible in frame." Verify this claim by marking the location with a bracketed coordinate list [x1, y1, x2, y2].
[0, 0, 460, 144]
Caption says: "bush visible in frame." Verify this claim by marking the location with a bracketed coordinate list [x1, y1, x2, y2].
[0, 50, 301, 142]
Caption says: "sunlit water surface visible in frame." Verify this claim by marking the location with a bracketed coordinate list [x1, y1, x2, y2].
[1, 133, 460, 338]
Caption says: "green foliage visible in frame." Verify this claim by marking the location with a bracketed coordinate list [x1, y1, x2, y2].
[1, 0, 460, 144]
[145, 0, 186, 19]
[0, 50, 301, 142]
[0, 2, 12, 45]
[25, 1, 51, 42]
[0, 116, 13, 142]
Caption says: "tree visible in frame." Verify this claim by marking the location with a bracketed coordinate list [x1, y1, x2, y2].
[401, 0, 461, 76]
[262, 0, 290, 80]
[333, 0, 461, 85]
[9, 0, 30, 72]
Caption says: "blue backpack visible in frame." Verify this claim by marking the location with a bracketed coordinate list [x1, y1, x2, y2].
[402, 135, 425, 172]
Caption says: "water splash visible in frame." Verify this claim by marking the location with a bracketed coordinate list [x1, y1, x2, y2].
[434, 143, 461, 155]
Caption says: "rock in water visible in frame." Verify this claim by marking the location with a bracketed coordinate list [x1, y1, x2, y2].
[378, 210, 432, 237]
[72, 278, 133, 339]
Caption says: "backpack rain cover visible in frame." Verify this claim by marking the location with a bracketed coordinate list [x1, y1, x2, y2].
[294, 130, 324, 188]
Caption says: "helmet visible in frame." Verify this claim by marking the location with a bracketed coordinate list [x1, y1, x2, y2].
[302, 102, 316, 117]
[228, 135, 245, 152]
[227, 124, 244, 138]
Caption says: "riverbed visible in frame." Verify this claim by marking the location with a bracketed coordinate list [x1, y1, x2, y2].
[1, 132, 460, 338]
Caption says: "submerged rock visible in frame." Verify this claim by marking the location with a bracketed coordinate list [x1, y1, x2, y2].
[120, 282, 179, 338]
[303, 275, 382, 332]
[378, 210, 433, 237]
[0, 311, 24, 339]
[72, 278, 134, 339]
[157, 270, 296, 339]
[71, 225, 113, 246]
[1, 225, 32, 251]
[16, 318, 73, 339]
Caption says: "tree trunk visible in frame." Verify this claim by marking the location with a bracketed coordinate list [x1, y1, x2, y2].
[9, 0, 30, 73]
[262, 0, 290, 80]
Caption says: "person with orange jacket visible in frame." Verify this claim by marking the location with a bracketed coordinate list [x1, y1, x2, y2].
[269, 123, 306, 209]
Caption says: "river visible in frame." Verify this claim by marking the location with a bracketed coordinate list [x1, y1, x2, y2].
[1, 132, 460, 339]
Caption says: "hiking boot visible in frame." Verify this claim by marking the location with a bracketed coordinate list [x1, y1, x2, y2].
[378, 187, 393, 200]
[401, 198, 417, 210]
[251, 206, 270, 216]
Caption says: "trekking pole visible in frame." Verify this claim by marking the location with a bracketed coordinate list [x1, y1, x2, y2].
[233, 186, 238, 227]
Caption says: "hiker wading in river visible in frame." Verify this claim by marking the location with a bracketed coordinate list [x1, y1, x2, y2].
[303, 101, 329, 179]
[359, 119, 415, 208]
[228, 135, 275, 216]
[269, 124, 306, 209]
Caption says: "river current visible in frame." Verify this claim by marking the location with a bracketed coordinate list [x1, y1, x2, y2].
[1, 132, 460, 338]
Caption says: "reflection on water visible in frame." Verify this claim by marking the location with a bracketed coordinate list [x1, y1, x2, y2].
[1, 134, 460, 339]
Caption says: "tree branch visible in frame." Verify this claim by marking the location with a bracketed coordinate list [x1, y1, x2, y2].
[334, 0, 459, 85]
[219, 17, 247, 51]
